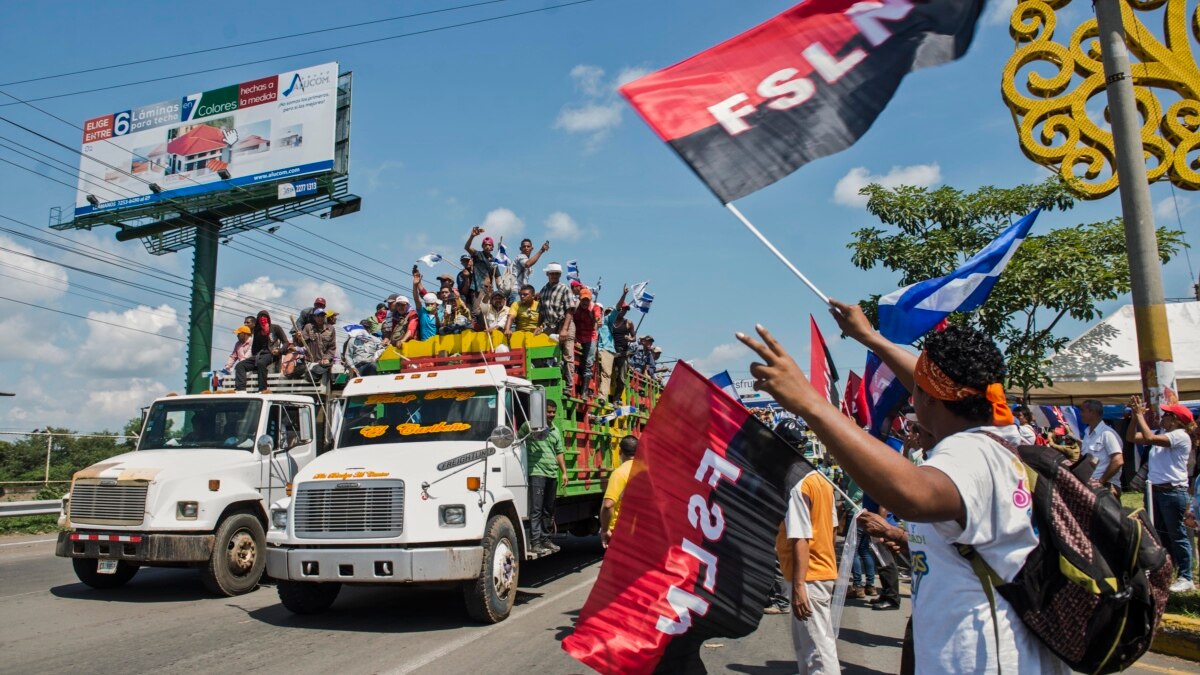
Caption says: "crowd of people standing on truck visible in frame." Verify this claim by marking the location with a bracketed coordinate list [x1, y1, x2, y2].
[220, 226, 667, 403]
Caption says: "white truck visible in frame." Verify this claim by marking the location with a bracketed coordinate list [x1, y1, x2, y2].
[56, 391, 326, 595]
[266, 363, 568, 623]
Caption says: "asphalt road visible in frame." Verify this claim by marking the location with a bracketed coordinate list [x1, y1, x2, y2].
[0, 533, 1194, 674]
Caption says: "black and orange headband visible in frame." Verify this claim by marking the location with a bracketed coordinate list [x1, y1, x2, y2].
[915, 350, 1014, 426]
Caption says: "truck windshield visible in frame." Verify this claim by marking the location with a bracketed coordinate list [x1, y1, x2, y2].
[339, 388, 498, 448]
[138, 399, 263, 451]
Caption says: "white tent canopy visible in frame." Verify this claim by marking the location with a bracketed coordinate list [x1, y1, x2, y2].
[1022, 301, 1200, 403]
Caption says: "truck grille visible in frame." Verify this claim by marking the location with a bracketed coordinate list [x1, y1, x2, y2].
[69, 481, 148, 525]
[294, 480, 404, 539]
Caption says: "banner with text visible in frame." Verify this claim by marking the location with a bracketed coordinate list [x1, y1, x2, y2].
[562, 362, 804, 674]
[75, 62, 339, 216]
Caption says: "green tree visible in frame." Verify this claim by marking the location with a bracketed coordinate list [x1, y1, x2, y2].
[847, 177, 1185, 399]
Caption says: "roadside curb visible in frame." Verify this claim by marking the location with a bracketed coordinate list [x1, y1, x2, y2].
[1152, 614, 1200, 662]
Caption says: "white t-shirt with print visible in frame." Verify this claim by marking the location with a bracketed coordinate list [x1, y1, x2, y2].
[1082, 420, 1123, 485]
[907, 425, 1069, 674]
[1147, 428, 1192, 486]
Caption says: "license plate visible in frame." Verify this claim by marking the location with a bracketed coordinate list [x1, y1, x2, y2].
[97, 559, 119, 574]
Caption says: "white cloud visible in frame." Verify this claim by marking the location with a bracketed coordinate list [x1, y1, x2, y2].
[554, 102, 623, 134]
[86, 378, 170, 421]
[0, 315, 66, 362]
[833, 163, 942, 208]
[615, 66, 650, 89]
[479, 208, 525, 241]
[545, 211, 583, 242]
[0, 234, 70, 303]
[984, 0, 1016, 26]
[555, 63, 648, 150]
[76, 304, 184, 377]
[1156, 194, 1195, 221]
[569, 64, 606, 97]
[360, 160, 405, 192]
[690, 342, 753, 376]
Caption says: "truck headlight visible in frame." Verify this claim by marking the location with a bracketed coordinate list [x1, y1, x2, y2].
[177, 501, 199, 520]
[440, 505, 466, 527]
[271, 508, 288, 530]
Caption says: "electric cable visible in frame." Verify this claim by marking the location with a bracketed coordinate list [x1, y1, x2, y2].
[0, 0, 514, 87]
[0, 0, 599, 105]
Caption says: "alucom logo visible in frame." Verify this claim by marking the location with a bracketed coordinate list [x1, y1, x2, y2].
[282, 70, 333, 97]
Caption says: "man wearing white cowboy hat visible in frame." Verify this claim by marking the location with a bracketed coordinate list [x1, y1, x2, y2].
[538, 262, 578, 388]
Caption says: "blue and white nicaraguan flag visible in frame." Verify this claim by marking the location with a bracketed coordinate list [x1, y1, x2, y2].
[418, 252, 444, 268]
[495, 243, 511, 271]
[708, 370, 739, 400]
[877, 209, 1040, 345]
[630, 281, 655, 314]
[567, 260, 581, 284]
[863, 351, 909, 439]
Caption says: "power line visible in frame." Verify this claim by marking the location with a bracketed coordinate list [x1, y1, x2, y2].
[0, 0, 599, 106]
[0, 295, 187, 342]
[0, 0, 513, 87]
[0, 140, 141, 199]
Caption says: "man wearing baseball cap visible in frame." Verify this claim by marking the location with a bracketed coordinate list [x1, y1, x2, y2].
[222, 325, 253, 376]
[605, 285, 637, 402]
[298, 296, 327, 328]
[1130, 396, 1197, 592]
[411, 266, 442, 341]
[385, 296, 416, 346]
[465, 226, 499, 316]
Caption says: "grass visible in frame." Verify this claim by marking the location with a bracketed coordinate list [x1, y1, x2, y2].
[0, 515, 60, 536]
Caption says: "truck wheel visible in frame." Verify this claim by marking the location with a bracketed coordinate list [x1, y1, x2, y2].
[202, 512, 266, 596]
[463, 514, 519, 623]
[71, 557, 139, 589]
[277, 580, 341, 614]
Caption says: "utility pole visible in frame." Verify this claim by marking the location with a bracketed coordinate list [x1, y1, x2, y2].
[187, 216, 220, 395]
[1093, 0, 1175, 405]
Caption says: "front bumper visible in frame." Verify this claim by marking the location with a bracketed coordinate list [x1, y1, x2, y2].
[266, 545, 483, 583]
[55, 531, 214, 563]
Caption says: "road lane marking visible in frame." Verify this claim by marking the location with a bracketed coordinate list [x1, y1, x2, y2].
[0, 537, 57, 547]
[0, 589, 46, 600]
[387, 569, 600, 675]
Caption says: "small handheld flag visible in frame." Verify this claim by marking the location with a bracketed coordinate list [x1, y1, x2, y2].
[494, 243, 511, 272]
[418, 253, 444, 268]
[809, 316, 839, 407]
[630, 281, 655, 314]
[878, 209, 1040, 345]
[566, 260, 581, 284]
[708, 370, 739, 401]
[863, 351, 909, 438]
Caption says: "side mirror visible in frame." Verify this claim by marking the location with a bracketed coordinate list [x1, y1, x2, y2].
[256, 434, 275, 456]
[528, 388, 548, 432]
[488, 426, 516, 449]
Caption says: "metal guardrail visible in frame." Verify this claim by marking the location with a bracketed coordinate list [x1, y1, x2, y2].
[0, 500, 62, 518]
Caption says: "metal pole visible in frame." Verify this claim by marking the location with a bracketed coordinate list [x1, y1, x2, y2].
[44, 433, 52, 484]
[1093, 0, 1175, 405]
[186, 216, 220, 395]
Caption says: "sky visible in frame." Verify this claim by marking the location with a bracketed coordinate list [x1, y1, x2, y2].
[0, 0, 1197, 432]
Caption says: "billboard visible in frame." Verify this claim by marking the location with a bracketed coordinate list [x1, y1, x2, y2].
[75, 62, 339, 216]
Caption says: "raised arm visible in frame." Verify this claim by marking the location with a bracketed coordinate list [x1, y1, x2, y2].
[828, 299, 916, 392]
[412, 266, 427, 298]
[1129, 395, 1173, 447]
[526, 241, 550, 269]
[465, 226, 483, 255]
[738, 325, 963, 524]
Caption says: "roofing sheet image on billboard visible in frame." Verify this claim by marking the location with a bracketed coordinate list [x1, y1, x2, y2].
[75, 62, 339, 216]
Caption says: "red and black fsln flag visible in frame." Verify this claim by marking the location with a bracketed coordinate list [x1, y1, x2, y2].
[562, 362, 809, 674]
[619, 0, 985, 204]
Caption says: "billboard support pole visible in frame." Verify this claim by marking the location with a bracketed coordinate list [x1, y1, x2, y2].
[186, 216, 219, 395]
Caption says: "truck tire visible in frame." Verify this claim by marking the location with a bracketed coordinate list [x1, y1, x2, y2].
[277, 580, 341, 614]
[71, 557, 139, 589]
[463, 513, 519, 623]
[201, 512, 266, 596]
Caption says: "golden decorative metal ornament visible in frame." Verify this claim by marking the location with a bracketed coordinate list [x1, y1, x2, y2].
[1001, 0, 1200, 198]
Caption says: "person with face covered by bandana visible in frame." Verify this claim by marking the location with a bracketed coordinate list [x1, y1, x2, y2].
[738, 301, 1069, 674]
[234, 310, 290, 392]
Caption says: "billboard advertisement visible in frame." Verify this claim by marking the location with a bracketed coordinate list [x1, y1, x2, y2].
[75, 62, 339, 217]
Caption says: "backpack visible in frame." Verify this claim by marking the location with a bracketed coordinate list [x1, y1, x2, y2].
[960, 432, 1172, 674]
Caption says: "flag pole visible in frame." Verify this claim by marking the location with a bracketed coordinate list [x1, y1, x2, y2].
[726, 203, 830, 305]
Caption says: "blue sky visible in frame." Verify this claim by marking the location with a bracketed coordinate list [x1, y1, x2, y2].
[1, 0, 1197, 431]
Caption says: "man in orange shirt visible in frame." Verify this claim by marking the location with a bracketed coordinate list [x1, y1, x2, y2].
[784, 464, 840, 674]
